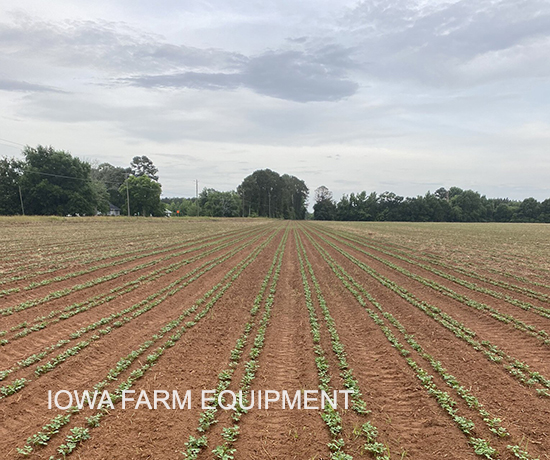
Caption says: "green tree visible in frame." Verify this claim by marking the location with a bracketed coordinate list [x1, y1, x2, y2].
[91, 163, 131, 208]
[90, 180, 110, 215]
[119, 175, 163, 217]
[199, 189, 241, 217]
[130, 156, 159, 181]
[517, 197, 540, 222]
[494, 203, 513, 222]
[450, 190, 485, 222]
[237, 169, 308, 219]
[378, 191, 404, 221]
[538, 199, 550, 223]
[162, 197, 192, 216]
[0, 156, 24, 215]
[20, 145, 99, 216]
[313, 186, 336, 220]
[434, 187, 448, 200]
[281, 174, 309, 219]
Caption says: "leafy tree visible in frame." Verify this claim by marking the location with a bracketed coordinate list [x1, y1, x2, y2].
[91, 163, 131, 208]
[343, 191, 377, 221]
[450, 190, 485, 222]
[538, 199, 550, 223]
[494, 203, 513, 222]
[281, 174, 309, 219]
[336, 194, 351, 221]
[237, 169, 308, 219]
[0, 156, 24, 215]
[517, 197, 540, 222]
[119, 175, 163, 216]
[313, 186, 336, 220]
[315, 186, 333, 203]
[199, 189, 241, 217]
[448, 187, 464, 199]
[434, 187, 448, 200]
[20, 145, 99, 216]
[162, 197, 193, 216]
[130, 156, 159, 181]
[90, 180, 110, 215]
[378, 191, 404, 221]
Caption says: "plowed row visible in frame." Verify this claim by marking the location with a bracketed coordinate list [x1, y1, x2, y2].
[1, 218, 549, 460]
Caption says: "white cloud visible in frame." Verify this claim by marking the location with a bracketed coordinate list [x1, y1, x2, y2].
[0, 0, 549, 202]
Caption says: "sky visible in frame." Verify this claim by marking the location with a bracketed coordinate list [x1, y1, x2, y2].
[1, 0, 549, 205]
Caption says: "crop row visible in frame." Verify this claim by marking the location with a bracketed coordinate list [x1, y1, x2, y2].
[315, 228, 550, 344]
[0, 233, 167, 286]
[0, 229, 271, 396]
[295, 231, 388, 459]
[302, 228, 539, 460]
[322, 225, 550, 304]
[1, 227, 262, 345]
[306, 228, 550, 398]
[0, 226, 263, 318]
[16, 227, 280, 459]
[1, 225, 259, 299]
[184, 228, 288, 459]
[0, 230, 164, 276]
[321, 227, 550, 317]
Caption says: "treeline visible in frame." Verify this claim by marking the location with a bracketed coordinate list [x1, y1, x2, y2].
[163, 169, 309, 218]
[313, 186, 550, 223]
[162, 190, 241, 218]
[1, 146, 309, 219]
[0, 145, 164, 216]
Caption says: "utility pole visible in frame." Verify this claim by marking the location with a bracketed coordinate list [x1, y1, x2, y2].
[126, 174, 131, 216]
[268, 190, 271, 219]
[18, 185, 25, 216]
[195, 179, 200, 217]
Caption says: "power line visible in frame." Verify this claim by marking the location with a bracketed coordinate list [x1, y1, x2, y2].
[21, 169, 129, 185]
[24, 170, 93, 182]
[0, 137, 26, 147]
[0, 137, 167, 191]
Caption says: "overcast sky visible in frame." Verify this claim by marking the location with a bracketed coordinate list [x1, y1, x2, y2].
[1, 0, 549, 204]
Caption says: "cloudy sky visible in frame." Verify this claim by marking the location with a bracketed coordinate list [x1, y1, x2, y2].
[1, 0, 549, 204]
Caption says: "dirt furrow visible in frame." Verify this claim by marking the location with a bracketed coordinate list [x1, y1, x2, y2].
[316, 230, 550, 379]
[300, 229, 479, 459]
[234, 232, 331, 460]
[0, 229, 279, 458]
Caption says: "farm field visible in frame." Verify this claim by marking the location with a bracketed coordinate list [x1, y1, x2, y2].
[1, 217, 550, 460]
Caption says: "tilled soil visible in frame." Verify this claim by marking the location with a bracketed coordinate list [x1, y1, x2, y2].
[1, 218, 549, 460]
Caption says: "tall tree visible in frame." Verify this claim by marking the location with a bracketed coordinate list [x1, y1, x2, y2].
[517, 197, 540, 222]
[0, 157, 24, 215]
[119, 175, 163, 217]
[538, 199, 550, 223]
[199, 188, 241, 217]
[313, 185, 336, 220]
[281, 174, 309, 219]
[130, 156, 159, 181]
[91, 163, 131, 208]
[20, 145, 99, 216]
[238, 169, 308, 219]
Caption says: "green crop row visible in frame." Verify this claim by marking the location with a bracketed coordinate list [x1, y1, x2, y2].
[318, 226, 550, 321]
[295, 231, 388, 459]
[1, 227, 262, 318]
[302, 229, 533, 460]
[187, 229, 288, 459]
[0, 229, 270, 399]
[307, 229, 550, 396]
[3, 227, 262, 344]
[320, 229, 550, 344]
[16, 228, 279, 459]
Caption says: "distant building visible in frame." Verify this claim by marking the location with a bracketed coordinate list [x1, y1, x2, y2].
[109, 203, 121, 216]
[165, 209, 172, 217]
